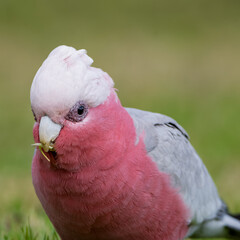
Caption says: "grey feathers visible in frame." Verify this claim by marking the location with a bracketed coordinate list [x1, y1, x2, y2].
[125, 107, 224, 238]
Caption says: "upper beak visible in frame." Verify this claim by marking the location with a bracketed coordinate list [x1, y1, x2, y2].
[39, 116, 62, 152]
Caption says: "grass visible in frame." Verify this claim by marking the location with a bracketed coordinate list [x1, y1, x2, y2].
[19, 224, 59, 240]
[0, 0, 240, 239]
[1, 223, 59, 240]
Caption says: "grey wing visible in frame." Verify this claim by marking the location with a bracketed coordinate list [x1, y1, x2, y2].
[125, 107, 223, 234]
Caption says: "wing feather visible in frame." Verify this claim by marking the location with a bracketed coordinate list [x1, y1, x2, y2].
[125, 107, 222, 229]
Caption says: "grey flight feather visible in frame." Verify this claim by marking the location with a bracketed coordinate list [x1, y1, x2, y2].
[125, 107, 225, 237]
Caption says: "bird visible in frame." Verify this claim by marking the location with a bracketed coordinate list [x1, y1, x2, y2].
[30, 45, 240, 240]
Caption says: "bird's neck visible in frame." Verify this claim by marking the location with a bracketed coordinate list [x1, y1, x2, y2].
[54, 94, 136, 172]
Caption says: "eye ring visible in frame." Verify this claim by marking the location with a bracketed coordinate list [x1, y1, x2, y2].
[65, 101, 88, 122]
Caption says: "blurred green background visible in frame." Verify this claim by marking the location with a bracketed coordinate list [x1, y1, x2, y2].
[0, 0, 240, 239]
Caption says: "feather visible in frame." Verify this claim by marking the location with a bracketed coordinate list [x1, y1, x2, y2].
[125, 107, 223, 236]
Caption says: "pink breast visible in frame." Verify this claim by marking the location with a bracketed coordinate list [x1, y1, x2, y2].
[32, 95, 189, 240]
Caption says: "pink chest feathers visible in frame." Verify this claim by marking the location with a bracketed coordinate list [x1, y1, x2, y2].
[32, 98, 189, 240]
[32, 144, 188, 239]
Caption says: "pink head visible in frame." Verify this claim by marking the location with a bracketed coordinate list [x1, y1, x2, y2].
[31, 45, 132, 171]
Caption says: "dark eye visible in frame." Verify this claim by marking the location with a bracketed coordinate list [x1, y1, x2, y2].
[77, 105, 85, 115]
[65, 101, 88, 122]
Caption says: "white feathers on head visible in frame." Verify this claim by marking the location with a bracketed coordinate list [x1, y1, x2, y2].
[30, 45, 114, 119]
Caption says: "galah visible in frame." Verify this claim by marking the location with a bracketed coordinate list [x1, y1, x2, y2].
[31, 45, 240, 240]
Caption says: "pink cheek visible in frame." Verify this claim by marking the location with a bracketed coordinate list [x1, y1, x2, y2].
[33, 123, 40, 143]
[54, 124, 71, 146]
[63, 117, 89, 130]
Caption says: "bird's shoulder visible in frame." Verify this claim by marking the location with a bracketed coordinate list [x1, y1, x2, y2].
[125, 107, 222, 230]
[125, 107, 189, 152]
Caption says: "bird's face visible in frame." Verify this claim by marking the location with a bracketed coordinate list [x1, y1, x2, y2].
[31, 45, 121, 171]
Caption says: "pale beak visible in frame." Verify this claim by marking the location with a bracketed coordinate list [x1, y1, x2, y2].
[38, 116, 62, 152]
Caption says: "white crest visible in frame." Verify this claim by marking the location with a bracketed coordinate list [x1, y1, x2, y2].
[30, 45, 114, 119]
